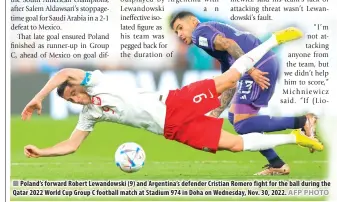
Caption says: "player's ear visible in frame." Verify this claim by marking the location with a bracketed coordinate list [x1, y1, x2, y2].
[190, 16, 198, 25]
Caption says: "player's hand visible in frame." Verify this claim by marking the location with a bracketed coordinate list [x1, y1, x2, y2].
[249, 68, 270, 90]
[21, 98, 43, 120]
[24, 145, 42, 158]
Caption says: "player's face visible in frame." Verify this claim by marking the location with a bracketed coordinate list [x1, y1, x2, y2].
[173, 18, 195, 45]
[62, 85, 91, 105]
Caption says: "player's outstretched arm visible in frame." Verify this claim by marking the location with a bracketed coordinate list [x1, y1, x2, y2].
[21, 68, 86, 120]
[213, 35, 270, 90]
[24, 129, 90, 158]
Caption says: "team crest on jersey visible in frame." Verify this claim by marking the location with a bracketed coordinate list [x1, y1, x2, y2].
[91, 96, 101, 106]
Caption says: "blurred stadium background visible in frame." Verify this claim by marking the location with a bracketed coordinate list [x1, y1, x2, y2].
[10, 8, 329, 201]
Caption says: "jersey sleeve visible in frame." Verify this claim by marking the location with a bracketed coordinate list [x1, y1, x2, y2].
[80, 70, 104, 88]
[192, 25, 223, 51]
[75, 110, 96, 132]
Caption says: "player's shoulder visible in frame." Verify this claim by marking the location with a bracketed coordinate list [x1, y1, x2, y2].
[86, 69, 105, 81]
[193, 21, 224, 33]
[91, 69, 104, 75]
[79, 104, 102, 120]
[192, 22, 224, 45]
[192, 22, 209, 35]
[82, 69, 107, 93]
